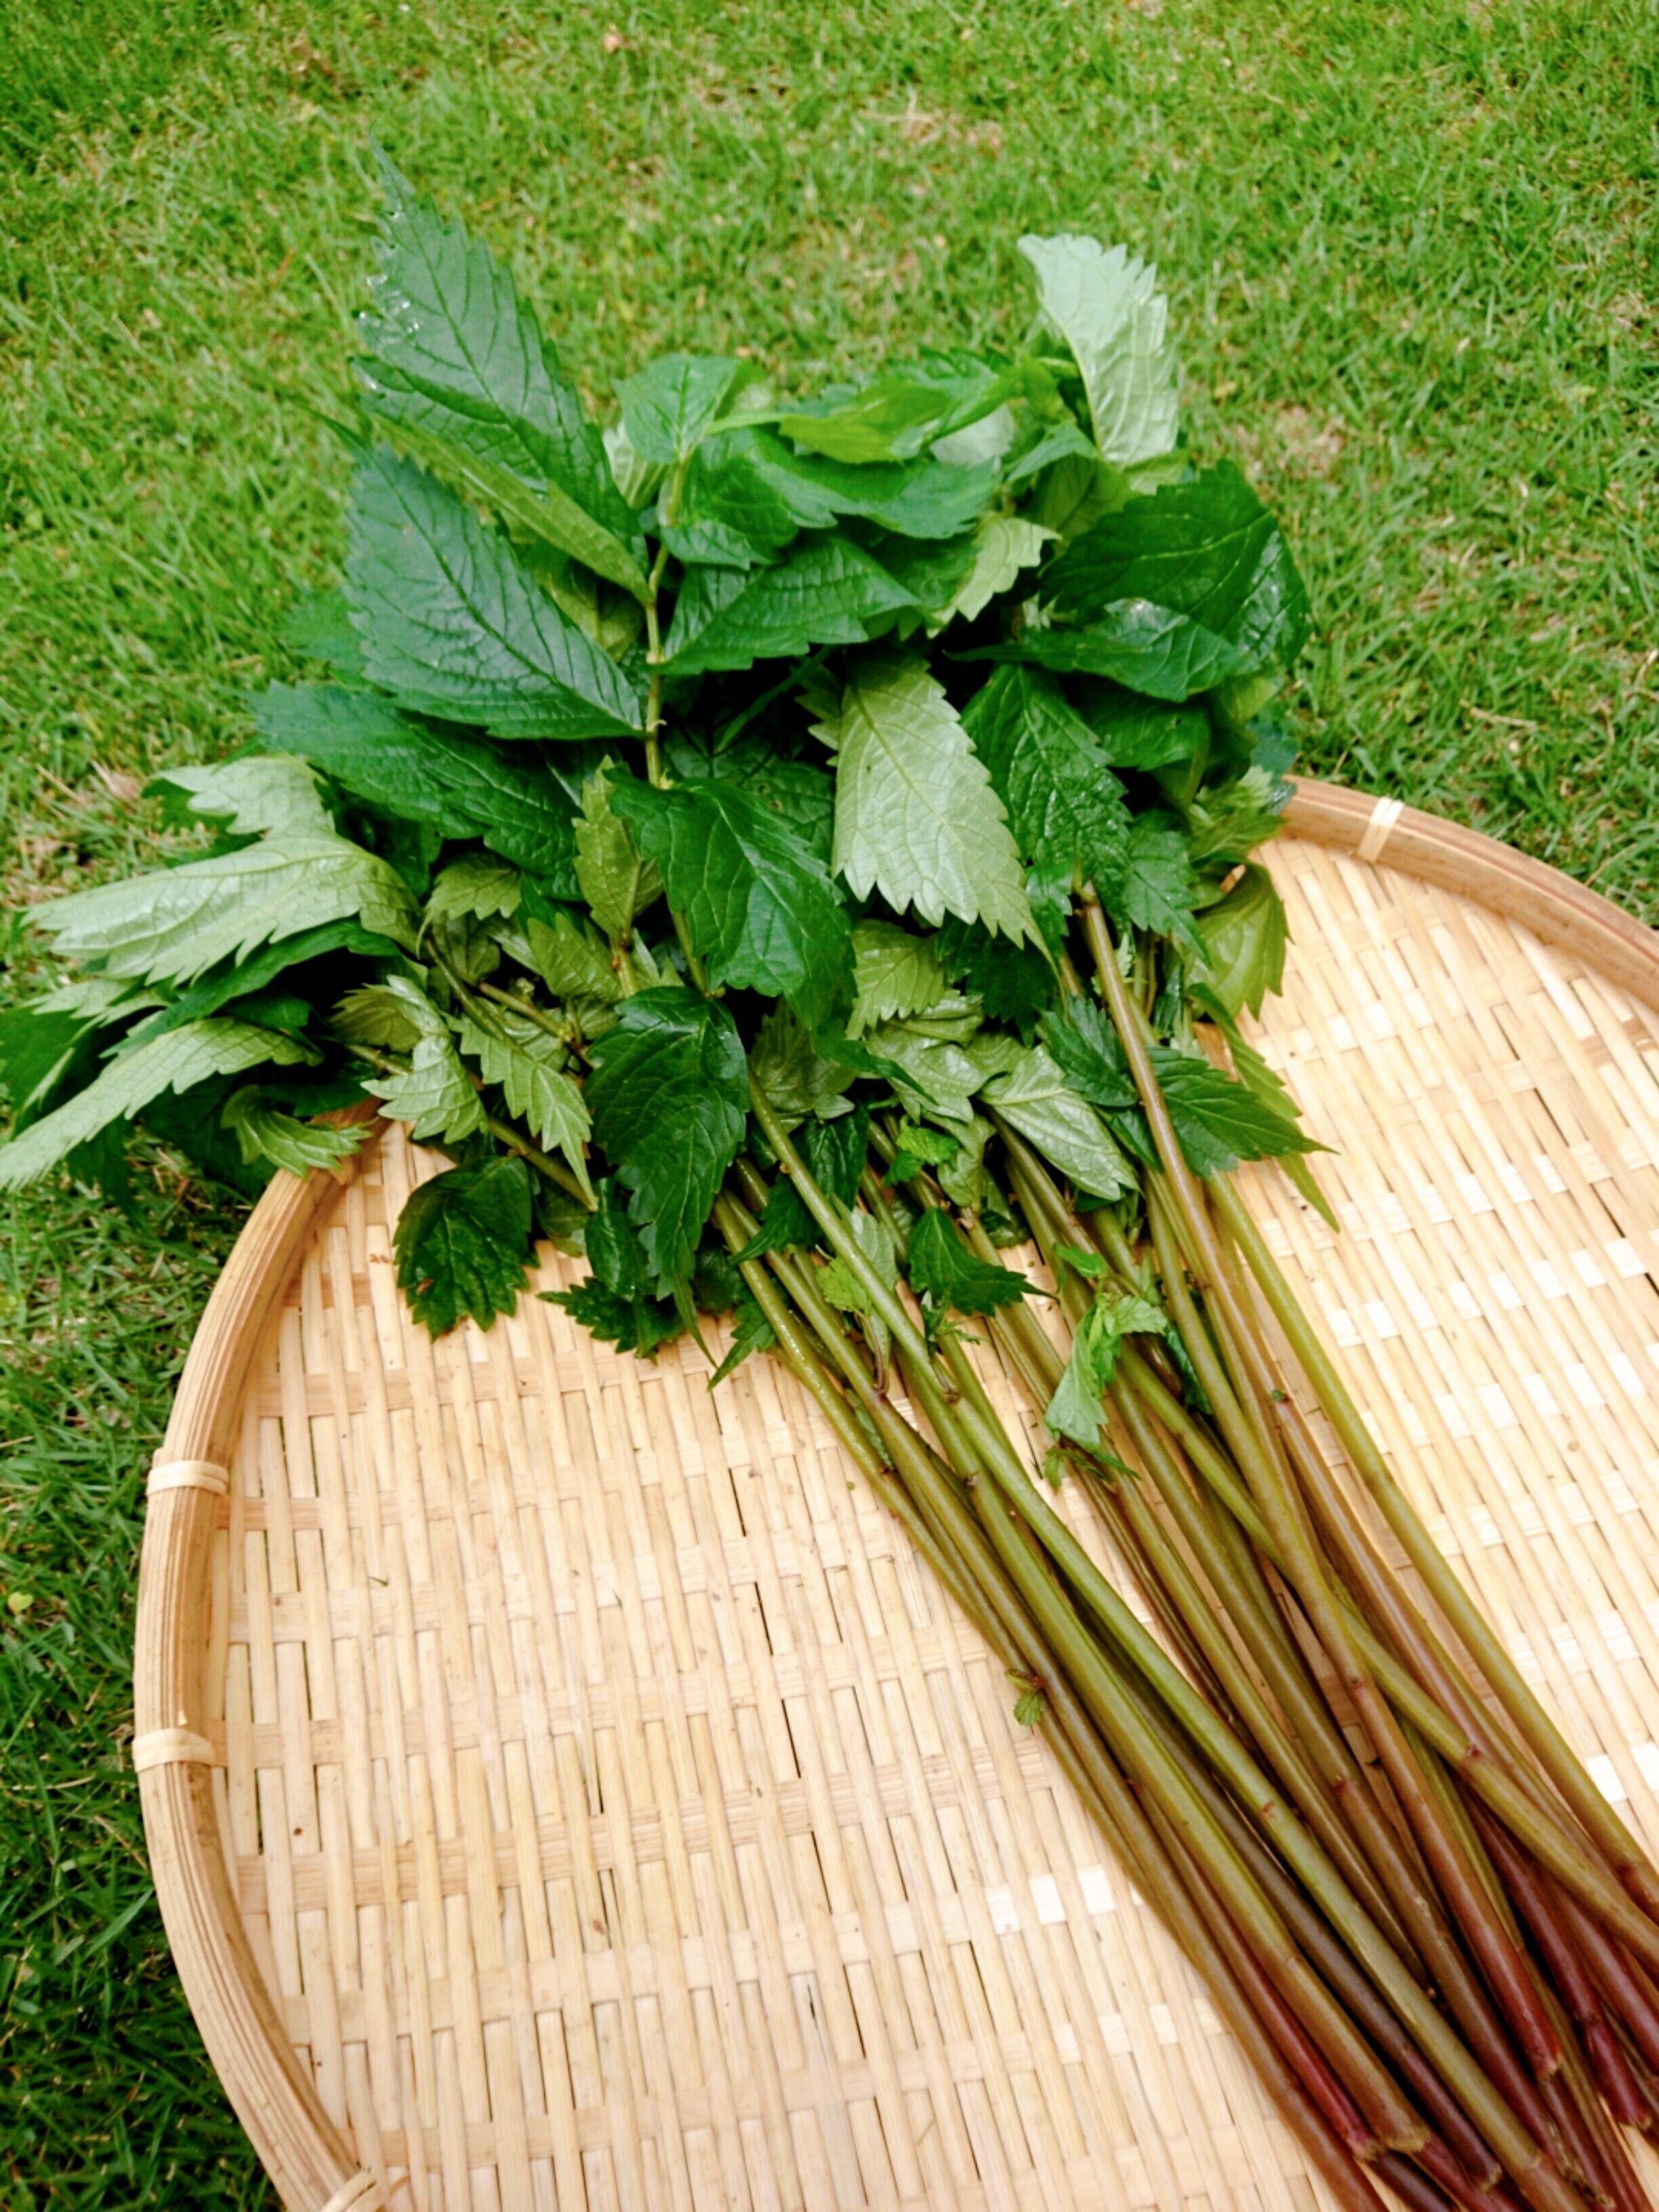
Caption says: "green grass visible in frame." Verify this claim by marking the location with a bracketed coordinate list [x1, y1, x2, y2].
[0, 1, 1654, 2200]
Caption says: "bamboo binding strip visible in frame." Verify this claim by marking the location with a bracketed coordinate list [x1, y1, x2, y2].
[135, 785, 1659, 2212]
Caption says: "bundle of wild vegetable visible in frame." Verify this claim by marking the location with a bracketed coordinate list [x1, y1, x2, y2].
[8, 160, 1659, 2212]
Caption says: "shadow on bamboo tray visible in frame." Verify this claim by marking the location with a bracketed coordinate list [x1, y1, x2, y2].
[134, 781, 1659, 2212]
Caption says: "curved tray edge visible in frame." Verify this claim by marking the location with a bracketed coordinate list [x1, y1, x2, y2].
[132, 783, 1659, 2212]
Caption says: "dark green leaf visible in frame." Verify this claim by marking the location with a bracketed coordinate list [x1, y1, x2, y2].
[543, 1278, 684, 1358]
[344, 450, 646, 740]
[968, 603, 1252, 701]
[358, 156, 647, 591]
[392, 1155, 534, 1336]
[586, 989, 749, 1292]
[907, 1206, 1036, 1314]
[935, 914, 1054, 1030]
[1074, 683, 1210, 772]
[777, 352, 1018, 463]
[736, 1105, 869, 1259]
[708, 1283, 776, 1386]
[1043, 461, 1310, 676]
[663, 726, 836, 865]
[963, 663, 1129, 895]
[1118, 814, 1202, 943]
[573, 766, 661, 943]
[661, 441, 800, 568]
[611, 777, 852, 1029]
[283, 588, 367, 682]
[720, 426, 999, 540]
[664, 535, 915, 675]
[221, 1088, 369, 1176]
[745, 1004, 857, 1126]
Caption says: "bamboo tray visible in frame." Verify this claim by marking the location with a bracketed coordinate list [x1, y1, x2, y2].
[135, 783, 1659, 2212]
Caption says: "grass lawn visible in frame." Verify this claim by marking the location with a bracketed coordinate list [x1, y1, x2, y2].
[0, 1, 1654, 2200]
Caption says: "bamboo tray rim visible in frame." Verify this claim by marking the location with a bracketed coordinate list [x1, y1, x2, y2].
[131, 780, 1659, 2212]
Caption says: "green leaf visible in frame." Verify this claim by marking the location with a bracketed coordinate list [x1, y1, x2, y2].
[611, 776, 853, 1029]
[1195, 863, 1288, 1017]
[617, 353, 743, 465]
[863, 1019, 983, 1129]
[663, 727, 836, 865]
[1044, 1289, 1171, 1448]
[221, 1088, 369, 1176]
[664, 535, 915, 676]
[1119, 815, 1201, 943]
[1187, 766, 1291, 868]
[981, 1044, 1134, 1197]
[0, 1018, 318, 1191]
[36, 834, 417, 985]
[283, 588, 368, 682]
[333, 974, 450, 1051]
[968, 605, 1252, 702]
[427, 853, 523, 926]
[574, 768, 661, 943]
[545, 1277, 683, 1358]
[150, 755, 333, 840]
[1018, 234, 1179, 468]
[358, 157, 647, 594]
[393, 1154, 535, 1335]
[718, 426, 1000, 540]
[1039, 999, 1317, 1176]
[1076, 685, 1210, 773]
[885, 1115, 958, 1183]
[344, 450, 646, 741]
[776, 352, 1019, 464]
[586, 989, 749, 1292]
[457, 1010, 592, 1195]
[708, 1283, 776, 1387]
[523, 907, 623, 1008]
[662, 441, 801, 568]
[847, 921, 949, 1038]
[253, 684, 582, 895]
[928, 515, 1054, 630]
[365, 1032, 486, 1143]
[935, 914, 1055, 1031]
[822, 657, 1036, 945]
[963, 663, 1129, 895]
[907, 1206, 1036, 1315]
[745, 1006, 856, 1129]
[1043, 462, 1310, 679]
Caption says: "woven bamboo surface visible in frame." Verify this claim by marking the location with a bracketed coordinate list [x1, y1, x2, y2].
[134, 785, 1659, 2212]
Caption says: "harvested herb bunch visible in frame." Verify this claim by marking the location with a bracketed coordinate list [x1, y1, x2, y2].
[7, 162, 1659, 2212]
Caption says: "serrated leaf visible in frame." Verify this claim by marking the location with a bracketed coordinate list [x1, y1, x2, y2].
[738, 427, 1000, 539]
[662, 441, 801, 568]
[1119, 814, 1202, 943]
[1075, 684, 1210, 772]
[708, 1283, 776, 1387]
[963, 663, 1129, 897]
[253, 684, 582, 895]
[575, 769, 661, 943]
[586, 989, 749, 1292]
[967, 604, 1252, 701]
[523, 907, 623, 1008]
[745, 1006, 857, 1129]
[613, 777, 852, 1029]
[393, 1154, 534, 1334]
[863, 1019, 983, 1128]
[1187, 766, 1291, 868]
[664, 535, 915, 676]
[221, 1088, 369, 1176]
[333, 975, 450, 1051]
[358, 157, 647, 594]
[545, 1277, 683, 1358]
[1042, 461, 1309, 680]
[847, 921, 948, 1038]
[1195, 863, 1288, 1017]
[36, 834, 417, 985]
[777, 352, 1020, 464]
[344, 450, 646, 741]
[365, 1031, 486, 1143]
[283, 588, 368, 682]
[428, 853, 523, 926]
[150, 755, 333, 840]
[981, 1044, 1134, 1198]
[663, 727, 836, 864]
[823, 657, 1036, 945]
[928, 514, 1054, 630]
[0, 1018, 318, 1191]
[457, 1009, 592, 1195]
[907, 1206, 1035, 1314]
[1045, 1288, 1171, 1448]
[128, 920, 399, 1044]
[618, 352, 743, 465]
[1018, 234, 1179, 468]
[935, 913, 1056, 1031]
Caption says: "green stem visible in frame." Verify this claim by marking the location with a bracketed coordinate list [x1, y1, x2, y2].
[1210, 1172, 1659, 1925]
